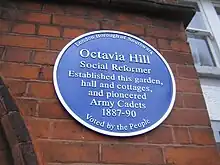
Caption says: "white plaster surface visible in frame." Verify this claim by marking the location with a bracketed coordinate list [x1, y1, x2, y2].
[200, 78, 220, 142]
[200, 78, 220, 120]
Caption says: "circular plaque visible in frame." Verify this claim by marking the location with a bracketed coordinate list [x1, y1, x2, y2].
[53, 30, 176, 137]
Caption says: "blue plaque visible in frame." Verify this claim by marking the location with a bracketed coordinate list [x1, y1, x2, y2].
[53, 30, 176, 137]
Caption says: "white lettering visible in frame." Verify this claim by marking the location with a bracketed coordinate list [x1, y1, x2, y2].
[79, 49, 125, 62]
[90, 98, 114, 108]
[80, 49, 90, 58]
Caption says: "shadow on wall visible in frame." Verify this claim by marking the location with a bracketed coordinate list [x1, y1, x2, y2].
[0, 0, 18, 20]
[0, 123, 13, 165]
[0, 2, 23, 164]
[0, 77, 39, 165]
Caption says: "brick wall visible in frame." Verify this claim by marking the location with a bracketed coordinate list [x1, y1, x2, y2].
[0, 1, 220, 165]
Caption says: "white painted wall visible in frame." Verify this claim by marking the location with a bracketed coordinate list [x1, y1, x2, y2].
[200, 78, 220, 120]
[200, 78, 220, 142]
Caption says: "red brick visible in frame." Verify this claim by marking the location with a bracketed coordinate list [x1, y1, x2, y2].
[0, 19, 10, 32]
[171, 40, 191, 53]
[50, 120, 83, 140]
[39, 67, 53, 81]
[33, 140, 47, 165]
[63, 28, 87, 38]
[39, 25, 60, 37]
[33, 51, 58, 65]
[135, 15, 152, 24]
[102, 21, 144, 35]
[16, 99, 37, 117]
[144, 36, 157, 48]
[179, 31, 187, 41]
[177, 65, 198, 79]
[176, 78, 202, 93]
[0, 35, 48, 49]
[37, 140, 99, 162]
[17, 2, 42, 10]
[176, 108, 207, 111]
[157, 38, 171, 49]
[145, 26, 166, 38]
[102, 144, 163, 164]
[43, 4, 64, 14]
[38, 101, 70, 119]
[4, 48, 31, 62]
[183, 93, 207, 109]
[165, 147, 220, 165]
[173, 92, 183, 108]
[153, 19, 183, 31]
[116, 13, 146, 22]
[28, 82, 55, 99]
[105, 11, 152, 25]
[173, 127, 190, 144]
[115, 13, 133, 21]
[50, 39, 71, 50]
[4, 79, 26, 97]
[87, 8, 105, 19]
[18, 12, 51, 23]
[51, 120, 137, 142]
[119, 24, 145, 35]
[146, 26, 185, 40]
[189, 128, 216, 145]
[82, 128, 147, 142]
[0, 63, 40, 79]
[169, 63, 177, 78]
[12, 23, 35, 34]
[64, 5, 88, 15]
[53, 15, 99, 29]
[81, 128, 120, 142]
[164, 109, 210, 126]
[161, 50, 194, 65]
[25, 118, 51, 138]
[146, 126, 173, 144]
